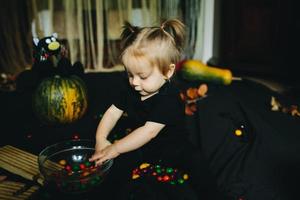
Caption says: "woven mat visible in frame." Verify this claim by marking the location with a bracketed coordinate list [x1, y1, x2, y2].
[0, 145, 43, 199]
[0, 180, 39, 200]
[0, 145, 44, 185]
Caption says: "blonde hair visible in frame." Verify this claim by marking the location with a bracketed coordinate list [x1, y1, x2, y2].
[120, 19, 185, 76]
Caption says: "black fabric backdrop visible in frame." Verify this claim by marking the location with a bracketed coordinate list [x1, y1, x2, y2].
[196, 79, 300, 200]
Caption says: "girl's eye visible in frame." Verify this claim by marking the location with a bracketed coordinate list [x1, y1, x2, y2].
[140, 76, 148, 80]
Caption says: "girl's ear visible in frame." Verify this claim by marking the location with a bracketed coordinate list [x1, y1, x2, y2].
[165, 63, 176, 79]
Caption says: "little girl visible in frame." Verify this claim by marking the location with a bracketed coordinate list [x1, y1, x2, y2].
[89, 19, 220, 199]
[90, 19, 186, 166]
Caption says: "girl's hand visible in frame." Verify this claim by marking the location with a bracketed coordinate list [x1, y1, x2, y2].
[95, 137, 111, 152]
[89, 137, 111, 166]
[89, 143, 120, 166]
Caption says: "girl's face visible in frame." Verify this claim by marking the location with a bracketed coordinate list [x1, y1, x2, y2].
[125, 63, 171, 100]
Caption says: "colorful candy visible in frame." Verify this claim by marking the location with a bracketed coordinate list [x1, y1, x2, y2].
[132, 162, 189, 185]
[54, 159, 102, 193]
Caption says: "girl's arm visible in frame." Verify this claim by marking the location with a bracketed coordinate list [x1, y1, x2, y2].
[95, 104, 123, 149]
[91, 121, 165, 165]
[114, 121, 165, 153]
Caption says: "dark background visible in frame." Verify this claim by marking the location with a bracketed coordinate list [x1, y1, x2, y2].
[212, 0, 300, 86]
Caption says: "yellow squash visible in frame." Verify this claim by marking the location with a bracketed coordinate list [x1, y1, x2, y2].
[178, 60, 232, 85]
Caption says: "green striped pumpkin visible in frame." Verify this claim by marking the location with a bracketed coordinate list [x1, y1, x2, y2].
[33, 75, 88, 124]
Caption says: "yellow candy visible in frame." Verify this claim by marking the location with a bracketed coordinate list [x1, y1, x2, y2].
[235, 129, 242, 136]
[59, 159, 67, 166]
[139, 163, 150, 169]
[132, 174, 140, 179]
[183, 174, 189, 180]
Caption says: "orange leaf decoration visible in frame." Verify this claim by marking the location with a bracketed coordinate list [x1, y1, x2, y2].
[185, 105, 194, 115]
[186, 88, 199, 99]
[198, 84, 208, 96]
[180, 84, 209, 116]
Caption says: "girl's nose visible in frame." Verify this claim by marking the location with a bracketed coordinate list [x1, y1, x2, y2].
[132, 76, 139, 86]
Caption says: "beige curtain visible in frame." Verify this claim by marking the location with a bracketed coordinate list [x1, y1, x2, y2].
[193, 0, 215, 64]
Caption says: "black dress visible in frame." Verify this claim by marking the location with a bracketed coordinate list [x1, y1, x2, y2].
[113, 80, 188, 164]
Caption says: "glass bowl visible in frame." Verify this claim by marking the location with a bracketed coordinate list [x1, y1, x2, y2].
[38, 139, 113, 194]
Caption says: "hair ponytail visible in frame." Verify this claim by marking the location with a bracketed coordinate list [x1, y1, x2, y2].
[120, 21, 140, 50]
[160, 19, 185, 51]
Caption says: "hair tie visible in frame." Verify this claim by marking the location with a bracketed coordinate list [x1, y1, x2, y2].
[129, 26, 135, 33]
[160, 22, 166, 32]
